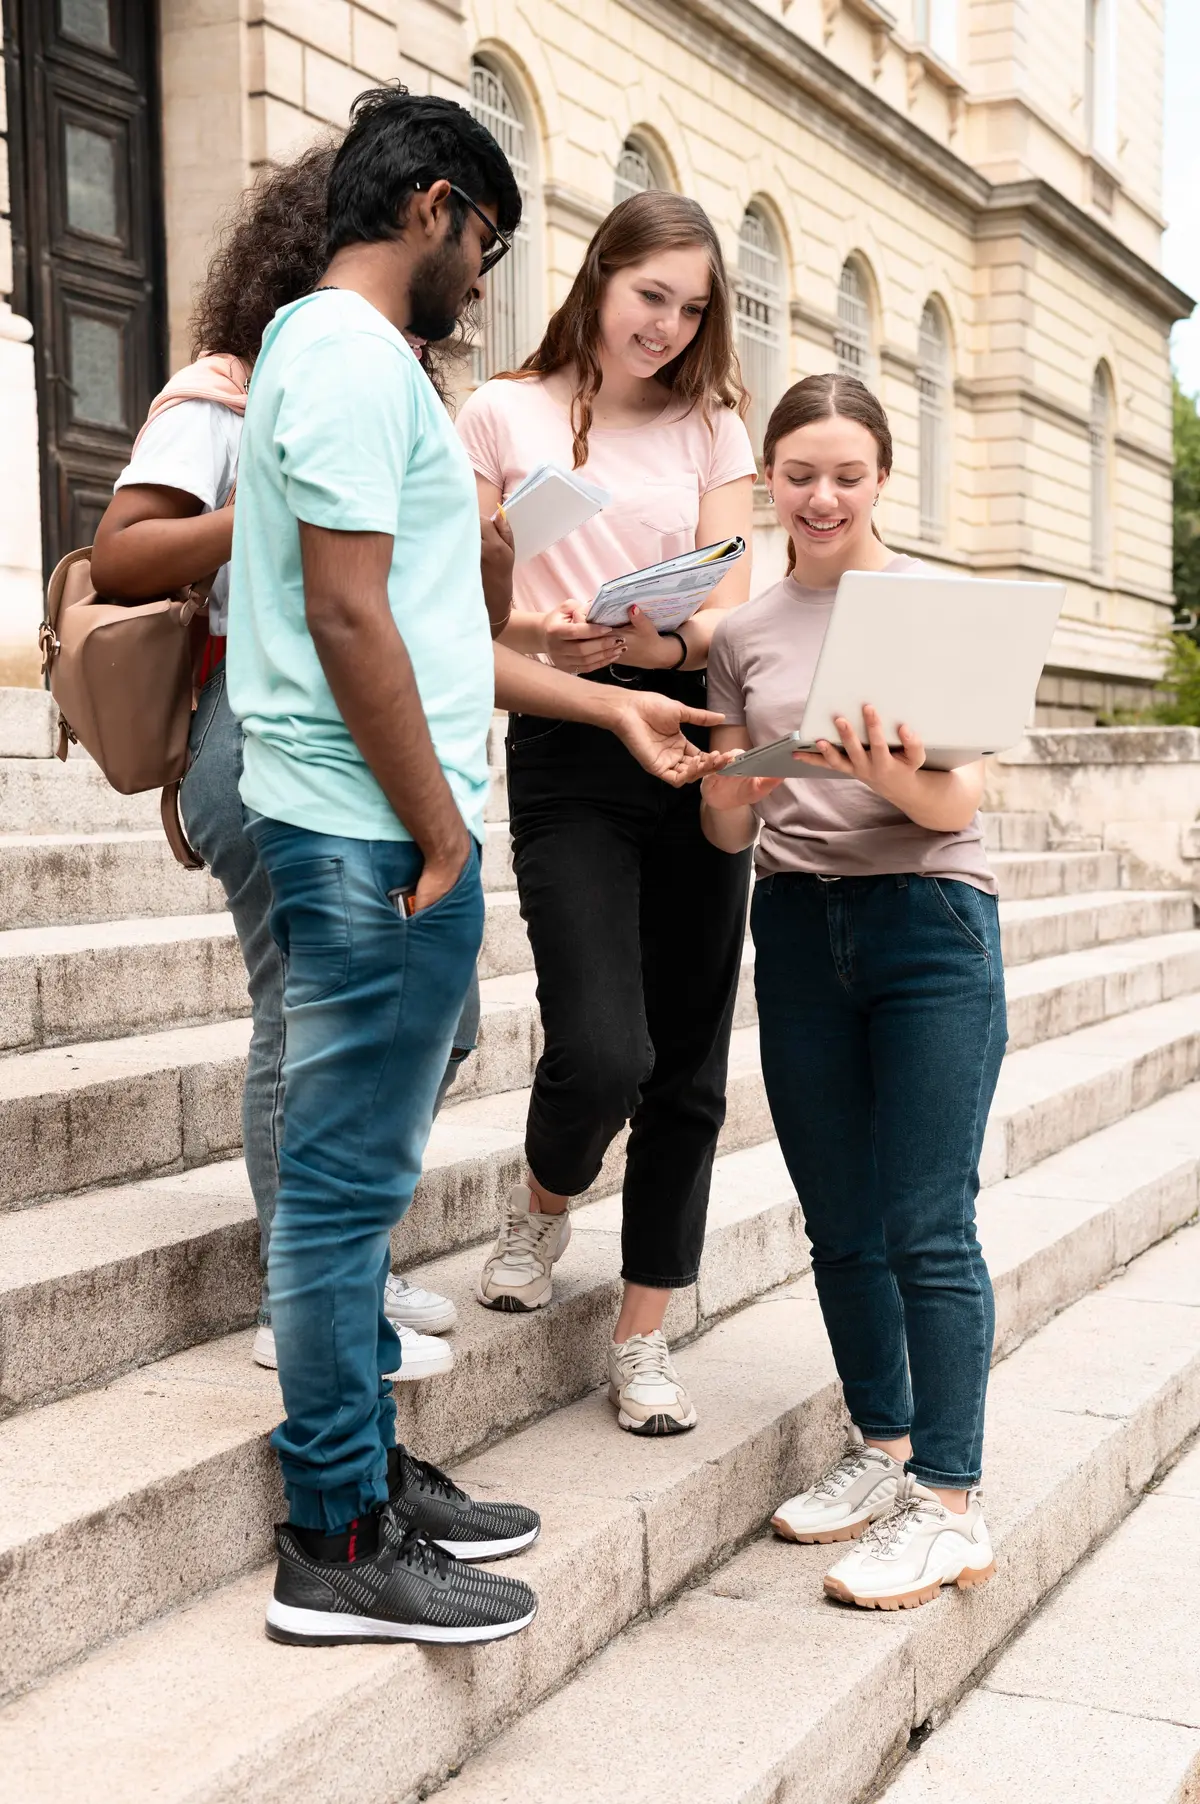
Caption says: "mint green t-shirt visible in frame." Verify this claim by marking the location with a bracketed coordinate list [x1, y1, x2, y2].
[226, 290, 493, 843]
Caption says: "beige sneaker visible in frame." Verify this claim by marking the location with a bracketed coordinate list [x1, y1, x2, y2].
[607, 1330, 697, 1436]
[477, 1185, 571, 1312]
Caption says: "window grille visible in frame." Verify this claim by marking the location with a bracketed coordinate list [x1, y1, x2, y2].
[1090, 365, 1111, 575]
[834, 260, 873, 383]
[736, 207, 784, 458]
[614, 139, 659, 206]
[917, 301, 949, 540]
[469, 61, 533, 380]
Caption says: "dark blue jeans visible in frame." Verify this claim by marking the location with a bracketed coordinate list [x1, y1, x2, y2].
[248, 817, 483, 1531]
[751, 872, 1007, 1488]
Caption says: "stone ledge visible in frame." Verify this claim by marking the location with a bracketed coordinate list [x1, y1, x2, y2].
[995, 727, 1200, 766]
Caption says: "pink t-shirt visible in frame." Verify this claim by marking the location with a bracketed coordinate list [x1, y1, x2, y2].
[456, 376, 756, 616]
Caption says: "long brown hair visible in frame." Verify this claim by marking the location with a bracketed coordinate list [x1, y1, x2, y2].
[763, 374, 893, 571]
[500, 190, 748, 467]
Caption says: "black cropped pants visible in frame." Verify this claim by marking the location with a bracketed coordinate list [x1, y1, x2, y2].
[507, 709, 752, 1288]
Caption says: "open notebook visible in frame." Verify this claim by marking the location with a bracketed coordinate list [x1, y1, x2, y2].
[587, 537, 745, 632]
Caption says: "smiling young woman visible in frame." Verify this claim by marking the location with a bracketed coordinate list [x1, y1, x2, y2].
[701, 374, 1005, 1611]
[455, 191, 756, 1437]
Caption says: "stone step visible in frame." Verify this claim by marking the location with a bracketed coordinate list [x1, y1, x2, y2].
[980, 990, 1200, 1185]
[999, 887, 1195, 966]
[10, 878, 1193, 1070]
[989, 847, 1121, 899]
[4, 1126, 1199, 1795]
[982, 809, 1050, 853]
[0, 833, 226, 931]
[878, 1440, 1200, 1802]
[427, 1219, 1200, 1804]
[1002, 928, 1200, 1051]
[0, 756, 162, 835]
[3, 950, 1199, 1245]
[0, 915, 247, 1052]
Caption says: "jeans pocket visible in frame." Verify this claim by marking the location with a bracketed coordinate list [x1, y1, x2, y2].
[930, 879, 991, 957]
[409, 845, 479, 926]
[507, 715, 567, 753]
[274, 857, 352, 1006]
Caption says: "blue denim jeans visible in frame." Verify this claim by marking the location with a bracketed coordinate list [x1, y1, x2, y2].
[247, 817, 484, 1530]
[180, 670, 285, 1323]
[179, 668, 479, 1322]
[751, 872, 1007, 1489]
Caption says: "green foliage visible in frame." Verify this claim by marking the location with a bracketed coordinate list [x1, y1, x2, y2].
[1148, 630, 1200, 726]
[1173, 377, 1200, 642]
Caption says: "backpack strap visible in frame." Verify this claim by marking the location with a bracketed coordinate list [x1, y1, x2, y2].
[131, 353, 250, 456]
[161, 782, 204, 870]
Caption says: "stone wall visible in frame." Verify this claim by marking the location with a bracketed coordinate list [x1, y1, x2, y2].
[985, 728, 1200, 892]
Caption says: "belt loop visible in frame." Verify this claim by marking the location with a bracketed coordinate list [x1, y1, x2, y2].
[896, 874, 908, 889]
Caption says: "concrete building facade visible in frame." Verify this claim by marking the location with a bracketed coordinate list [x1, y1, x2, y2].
[0, 0, 1191, 718]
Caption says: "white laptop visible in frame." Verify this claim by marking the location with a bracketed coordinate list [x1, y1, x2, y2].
[723, 571, 1064, 779]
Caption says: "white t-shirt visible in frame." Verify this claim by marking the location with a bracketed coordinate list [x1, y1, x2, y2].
[114, 400, 242, 633]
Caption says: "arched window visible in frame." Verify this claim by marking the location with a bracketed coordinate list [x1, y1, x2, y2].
[835, 259, 874, 384]
[736, 205, 785, 458]
[469, 58, 535, 379]
[917, 300, 950, 540]
[1090, 362, 1112, 576]
[613, 137, 662, 206]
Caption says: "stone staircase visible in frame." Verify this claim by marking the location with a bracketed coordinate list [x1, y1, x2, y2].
[2, 714, 1200, 1803]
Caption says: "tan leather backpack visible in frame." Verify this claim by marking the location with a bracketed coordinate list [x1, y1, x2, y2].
[39, 354, 249, 870]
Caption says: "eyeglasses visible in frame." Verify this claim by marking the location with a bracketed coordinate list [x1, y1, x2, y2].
[445, 184, 511, 274]
[413, 182, 511, 273]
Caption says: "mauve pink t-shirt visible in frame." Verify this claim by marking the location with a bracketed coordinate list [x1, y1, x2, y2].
[706, 563, 997, 893]
[456, 376, 756, 616]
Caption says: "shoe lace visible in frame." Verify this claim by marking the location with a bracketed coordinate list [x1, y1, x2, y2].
[812, 1446, 870, 1500]
[859, 1487, 940, 1557]
[389, 1518, 452, 1581]
[494, 1201, 559, 1278]
[399, 1447, 468, 1506]
[616, 1332, 676, 1384]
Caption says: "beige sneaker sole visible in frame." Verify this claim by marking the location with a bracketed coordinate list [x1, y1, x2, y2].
[824, 1558, 996, 1610]
[772, 1512, 874, 1546]
[476, 1276, 554, 1313]
[608, 1382, 698, 1436]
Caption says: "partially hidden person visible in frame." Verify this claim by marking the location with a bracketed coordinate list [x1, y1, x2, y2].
[701, 374, 1005, 1611]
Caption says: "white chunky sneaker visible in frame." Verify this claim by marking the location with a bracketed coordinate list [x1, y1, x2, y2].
[607, 1330, 697, 1436]
[384, 1272, 458, 1335]
[251, 1320, 454, 1380]
[477, 1185, 571, 1312]
[772, 1425, 904, 1544]
[823, 1473, 995, 1610]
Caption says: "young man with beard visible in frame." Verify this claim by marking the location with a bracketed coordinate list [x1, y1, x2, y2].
[225, 88, 540, 1646]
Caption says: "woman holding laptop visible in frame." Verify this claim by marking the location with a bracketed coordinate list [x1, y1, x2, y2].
[702, 374, 1005, 1610]
[456, 191, 756, 1435]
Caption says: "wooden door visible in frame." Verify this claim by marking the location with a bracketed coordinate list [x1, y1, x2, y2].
[6, 0, 166, 573]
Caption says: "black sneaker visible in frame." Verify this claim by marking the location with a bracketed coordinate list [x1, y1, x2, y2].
[388, 1446, 540, 1561]
[265, 1506, 538, 1646]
